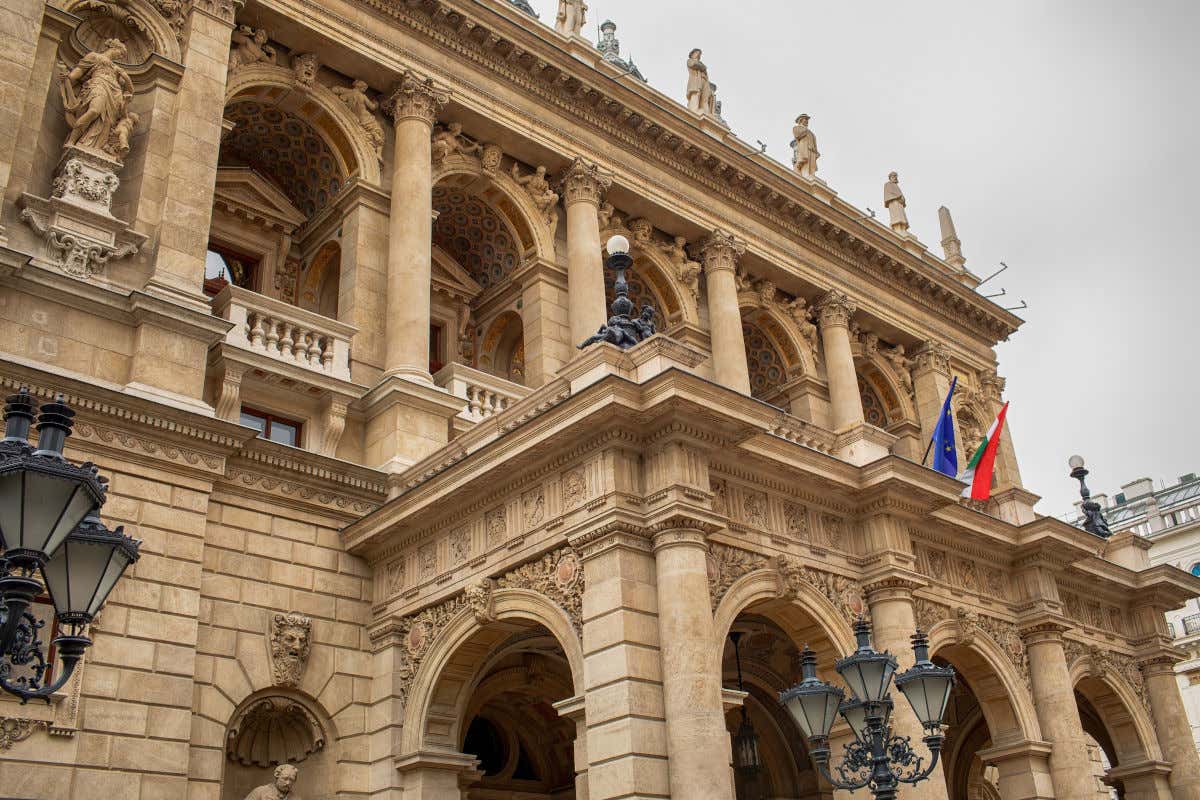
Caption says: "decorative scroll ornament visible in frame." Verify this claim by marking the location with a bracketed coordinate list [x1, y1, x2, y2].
[698, 229, 745, 275]
[0, 717, 48, 750]
[707, 543, 768, 609]
[559, 157, 612, 207]
[814, 289, 856, 329]
[777, 556, 867, 621]
[270, 612, 312, 688]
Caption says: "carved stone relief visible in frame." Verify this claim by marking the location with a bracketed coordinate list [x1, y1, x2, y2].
[707, 543, 768, 608]
[1064, 641, 1150, 714]
[562, 468, 587, 510]
[777, 555, 867, 621]
[523, 488, 545, 528]
[270, 612, 312, 688]
[1060, 590, 1125, 636]
[486, 507, 507, 549]
[783, 502, 808, 541]
[742, 490, 768, 530]
[419, 543, 437, 579]
[913, 599, 1030, 689]
[711, 478, 728, 516]
[449, 527, 470, 567]
[0, 717, 48, 750]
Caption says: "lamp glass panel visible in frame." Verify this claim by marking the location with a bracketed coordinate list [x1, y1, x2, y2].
[42, 534, 131, 618]
[0, 471, 22, 550]
[88, 547, 133, 617]
[842, 704, 868, 742]
[901, 674, 954, 728]
[24, 474, 92, 556]
[785, 690, 838, 740]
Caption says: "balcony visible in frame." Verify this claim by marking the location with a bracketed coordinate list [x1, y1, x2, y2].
[434, 363, 531, 427]
[212, 285, 356, 383]
[1183, 614, 1200, 636]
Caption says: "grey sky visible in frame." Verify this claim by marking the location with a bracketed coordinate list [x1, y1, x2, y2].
[521, 0, 1200, 516]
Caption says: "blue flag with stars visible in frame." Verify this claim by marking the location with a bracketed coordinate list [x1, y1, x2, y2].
[929, 376, 958, 477]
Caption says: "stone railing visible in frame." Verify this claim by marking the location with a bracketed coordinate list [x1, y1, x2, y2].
[434, 363, 531, 423]
[212, 285, 356, 382]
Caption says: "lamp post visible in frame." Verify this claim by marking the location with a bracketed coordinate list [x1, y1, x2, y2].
[1069, 455, 1113, 538]
[779, 619, 955, 799]
[0, 387, 140, 702]
[577, 235, 656, 350]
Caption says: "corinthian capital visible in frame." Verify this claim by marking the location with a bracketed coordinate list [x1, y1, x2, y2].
[558, 157, 613, 207]
[383, 70, 450, 127]
[194, 0, 244, 23]
[813, 289, 856, 329]
[912, 339, 951, 376]
[980, 370, 1005, 402]
[698, 229, 746, 275]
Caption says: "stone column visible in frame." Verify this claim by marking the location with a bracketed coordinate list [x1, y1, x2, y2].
[1020, 622, 1097, 800]
[381, 71, 448, 383]
[1141, 653, 1200, 799]
[395, 752, 480, 799]
[866, 579, 950, 800]
[699, 230, 750, 394]
[978, 741, 1056, 800]
[815, 290, 863, 431]
[911, 340, 953, 450]
[147, 0, 244, 308]
[560, 158, 612, 348]
[652, 526, 735, 800]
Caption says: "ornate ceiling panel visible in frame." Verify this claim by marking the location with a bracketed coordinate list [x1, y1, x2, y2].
[433, 186, 520, 290]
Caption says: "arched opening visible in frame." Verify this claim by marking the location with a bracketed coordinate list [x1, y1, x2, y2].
[221, 692, 335, 800]
[299, 240, 341, 319]
[476, 311, 525, 385]
[857, 365, 904, 429]
[742, 320, 789, 403]
[433, 185, 523, 292]
[1075, 673, 1157, 799]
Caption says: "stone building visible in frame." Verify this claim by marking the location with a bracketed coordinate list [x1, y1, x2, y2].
[0, 1, 1197, 799]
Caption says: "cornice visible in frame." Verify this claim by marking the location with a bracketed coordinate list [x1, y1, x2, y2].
[277, 0, 1021, 345]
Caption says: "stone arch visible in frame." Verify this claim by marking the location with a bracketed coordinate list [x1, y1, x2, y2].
[741, 302, 815, 376]
[627, 242, 692, 325]
[432, 182, 527, 292]
[926, 621, 1042, 745]
[63, 0, 183, 65]
[856, 358, 918, 430]
[478, 310, 525, 385]
[298, 240, 341, 318]
[224, 64, 381, 187]
[433, 154, 555, 262]
[1069, 656, 1163, 766]
[739, 306, 812, 405]
[732, 661, 812, 799]
[220, 688, 338, 800]
[401, 587, 585, 755]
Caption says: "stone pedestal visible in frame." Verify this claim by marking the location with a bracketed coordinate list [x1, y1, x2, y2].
[362, 377, 467, 476]
[395, 751, 481, 799]
[699, 230, 750, 394]
[978, 740, 1056, 800]
[19, 145, 145, 280]
[560, 158, 612, 349]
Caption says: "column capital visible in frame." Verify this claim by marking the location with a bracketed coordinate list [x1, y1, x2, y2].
[1017, 616, 1072, 645]
[980, 369, 1006, 402]
[192, 0, 244, 24]
[862, 574, 925, 602]
[558, 157, 612, 207]
[814, 289, 856, 329]
[384, 70, 450, 127]
[698, 229, 745, 275]
[912, 338, 951, 376]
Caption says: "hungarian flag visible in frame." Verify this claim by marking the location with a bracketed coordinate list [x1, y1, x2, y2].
[960, 403, 1009, 501]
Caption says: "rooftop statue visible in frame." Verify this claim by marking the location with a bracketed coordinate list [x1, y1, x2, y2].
[686, 49, 716, 115]
[243, 764, 300, 800]
[556, 0, 587, 37]
[791, 114, 819, 180]
[884, 171, 909, 234]
[59, 38, 137, 160]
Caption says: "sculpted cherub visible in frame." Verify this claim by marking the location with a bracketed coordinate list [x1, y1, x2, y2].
[430, 122, 481, 163]
[229, 25, 276, 74]
[784, 296, 819, 356]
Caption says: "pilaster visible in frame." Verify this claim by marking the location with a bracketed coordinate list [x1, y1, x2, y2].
[0, 0, 48, 246]
[699, 229, 750, 394]
[911, 339, 952, 450]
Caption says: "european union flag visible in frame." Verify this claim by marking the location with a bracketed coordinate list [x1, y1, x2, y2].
[928, 376, 958, 477]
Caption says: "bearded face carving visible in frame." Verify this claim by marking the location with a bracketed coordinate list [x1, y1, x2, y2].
[271, 612, 312, 687]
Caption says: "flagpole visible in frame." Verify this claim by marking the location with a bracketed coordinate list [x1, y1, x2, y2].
[921, 438, 935, 466]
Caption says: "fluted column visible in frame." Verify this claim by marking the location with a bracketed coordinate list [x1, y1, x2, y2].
[1141, 653, 1200, 799]
[1021, 622, 1097, 800]
[866, 579, 950, 800]
[815, 290, 863, 430]
[382, 71, 448, 382]
[652, 526, 735, 800]
[700, 230, 750, 394]
[560, 158, 612, 347]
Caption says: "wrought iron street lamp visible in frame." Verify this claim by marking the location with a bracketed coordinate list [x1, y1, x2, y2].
[577, 235, 657, 350]
[728, 632, 762, 792]
[0, 388, 140, 702]
[1069, 455, 1113, 538]
[779, 619, 955, 800]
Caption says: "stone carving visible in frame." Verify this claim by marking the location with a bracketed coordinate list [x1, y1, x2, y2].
[742, 490, 768, 529]
[430, 122, 481, 163]
[479, 143, 503, 175]
[449, 527, 470, 565]
[1060, 591, 1124, 634]
[927, 549, 947, 581]
[270, 612, 312, 688]
[580, 305, 655, 349]
[707, 543, 769, 608]
[292, 52, 318, 86]
[274, 257, 299, 304]
[385, 558, 406, 594]
[596, 20, 646, 81]
[555, 0, 587, 36]
[884, 171, 909, 234]
[881, 343, 915, 399]
[243, 763, 300, 799]
[698, 229, 745, 275]
[384, 71, 449, 127]
[332, 80, 384, 160]
[913, 339, 951, 375]
[465, 578, 496, 624]
[790, 114, 819, 180]
[783, 502, 809, 540]
[497, 547, 584, 632]
[229, 26, 277, 74]
[938, 205, 966, 268]
[562, 468, 586, 510]
[915, 600, 1030, 688]
[820, 514, 844, 549]
[559, 157, 612, 208]
[957, 558, 979, 592]
[777, 556, 867, 621]
[513, 163, 560, 231]
[686, 49, 716, 115]
[814, 289, 857, 330]
[52, 158, 119, 206]
[628, 217, 653, 246]
[486, 507, 507, 549]
[711, 478, 728, 515]
[783, 296, 820, 358]
[659, 236, 701, 301]
[419, 543, 437, 578]
[60, 39, 136, 160]
[754, 278, 778, 309]
[597, 201, 616, 231]
[0, 717, 47, 750]
[150, 0, 186, 41]
[523, 489, 545, 528]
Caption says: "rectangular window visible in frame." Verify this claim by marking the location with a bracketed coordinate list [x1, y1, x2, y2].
[204, 242, 260, 294]
[240, 406, 303, 447]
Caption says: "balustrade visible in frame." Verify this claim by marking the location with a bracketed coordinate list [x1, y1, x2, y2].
[433, 363, 530, 424]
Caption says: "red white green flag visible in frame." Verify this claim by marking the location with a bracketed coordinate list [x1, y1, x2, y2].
[959, 402, 1009, 501]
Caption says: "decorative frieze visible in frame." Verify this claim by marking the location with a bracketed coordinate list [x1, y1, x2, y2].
[523, 488, 545, 528]
[707, 543, 768, 608]
[1064, 641, 1150, 714]
[1060, 590, 1125, 635]
[916, 544, 1007, 599]
[777, 556, 867, 621]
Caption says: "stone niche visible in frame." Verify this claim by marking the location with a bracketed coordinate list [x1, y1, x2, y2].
[221, 694, 334, 800]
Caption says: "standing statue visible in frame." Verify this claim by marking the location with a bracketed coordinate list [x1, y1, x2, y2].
[884, 171, 909, 234]
[229, 26, 276, 74]
[790, 114, 819, 180]
[59, 39, 136, 160]
[332, 80, 384, 160]
[686, 49, 715, 114]
[882, 343, 915, 397]
[555, 0, 587, 36]
[784, 296, 819, 357]
[243, 764, 299, 799]
[660, 236, 701, 300]
[511, 164, 560, 227]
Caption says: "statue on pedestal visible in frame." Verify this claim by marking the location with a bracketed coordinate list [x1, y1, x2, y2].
[556, 0, 587, 36]
[884, 171, 909, 234]
[790, 114, 819, 180]
[60, 38, 136, 160]
[686, 49, 715, 114]
[243, 764, 300, 799]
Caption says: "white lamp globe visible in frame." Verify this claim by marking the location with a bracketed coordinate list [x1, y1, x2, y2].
[1068, 455, 1085, 471]
[606, 235, 630, 256]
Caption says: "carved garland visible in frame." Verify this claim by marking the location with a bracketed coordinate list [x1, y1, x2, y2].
[1064, 640, 1151, 715]
[707, 542, 768, 609]
[913, 599, 1030, 689]
[0, 717, 48, 750]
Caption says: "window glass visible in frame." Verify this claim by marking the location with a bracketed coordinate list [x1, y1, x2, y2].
[240, 407, 302, 448]
[239, 411, 267, 433]
[268, 421, 299, 446]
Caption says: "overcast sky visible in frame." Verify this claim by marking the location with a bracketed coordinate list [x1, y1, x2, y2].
[520, 0, 1199, 516]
